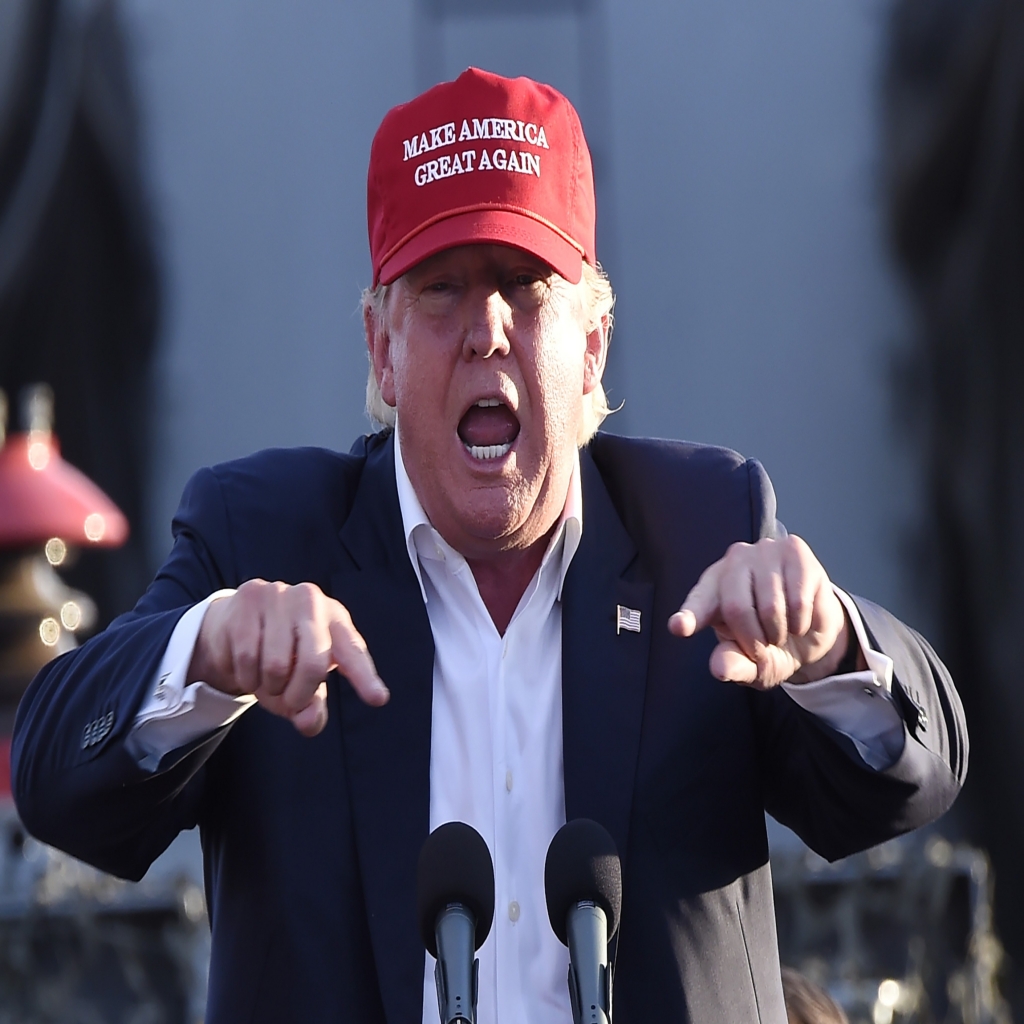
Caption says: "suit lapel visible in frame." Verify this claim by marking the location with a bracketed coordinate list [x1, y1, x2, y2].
[331, 433, 433, 1024]
[561, 447, 654, 871]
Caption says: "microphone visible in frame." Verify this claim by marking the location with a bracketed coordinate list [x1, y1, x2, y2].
[416, 822, 495, 1024]
[544, 819, 623, 1024]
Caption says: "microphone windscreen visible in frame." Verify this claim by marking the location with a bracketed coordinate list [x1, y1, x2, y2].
[544, 818, 622, 945]
[416, 821, 495, 957]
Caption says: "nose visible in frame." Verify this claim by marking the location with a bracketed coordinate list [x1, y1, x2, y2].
[462, 289, 511, 361]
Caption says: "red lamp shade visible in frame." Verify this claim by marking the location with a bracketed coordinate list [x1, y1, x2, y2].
[0, 432, 128, 548]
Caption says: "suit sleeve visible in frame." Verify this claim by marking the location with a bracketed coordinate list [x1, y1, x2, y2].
[742, 459, 969, 861]
[11, 466, 238, 881]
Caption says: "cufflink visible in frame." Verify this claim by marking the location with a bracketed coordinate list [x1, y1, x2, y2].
[81, 709, 115, 750]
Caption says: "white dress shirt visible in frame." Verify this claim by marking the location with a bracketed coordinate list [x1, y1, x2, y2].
[128, 430, 905, 1024]
[392, 428, 581, 1024]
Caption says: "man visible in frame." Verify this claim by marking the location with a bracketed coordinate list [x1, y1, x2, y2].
[12, 68, 966, 1024]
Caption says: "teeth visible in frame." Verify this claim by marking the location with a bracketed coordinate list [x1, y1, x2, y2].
[466, 443, 511, 460]
[475, 398, 501, 407]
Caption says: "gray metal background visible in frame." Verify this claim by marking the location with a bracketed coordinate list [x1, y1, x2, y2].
[121, 0, 922, 633]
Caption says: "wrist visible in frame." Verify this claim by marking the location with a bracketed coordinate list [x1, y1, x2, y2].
[185, 594, 233, 690]
[831, 616, 863, 676]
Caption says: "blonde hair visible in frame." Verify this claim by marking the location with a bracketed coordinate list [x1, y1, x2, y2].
[361, 260, 616, 446]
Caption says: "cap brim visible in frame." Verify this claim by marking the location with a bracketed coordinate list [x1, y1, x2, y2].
[378, 209, 584, 286]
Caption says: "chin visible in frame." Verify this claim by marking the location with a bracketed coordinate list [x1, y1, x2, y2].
[456, 491, 526, 542]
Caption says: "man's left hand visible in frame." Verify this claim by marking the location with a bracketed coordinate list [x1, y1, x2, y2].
[668, 535, 853, 689]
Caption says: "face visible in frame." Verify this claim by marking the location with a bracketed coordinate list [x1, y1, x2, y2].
[366, 244, 607, 561]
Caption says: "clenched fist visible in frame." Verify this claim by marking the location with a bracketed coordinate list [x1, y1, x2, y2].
[186, 580, 389, 737]
[668, 535, 860, 688]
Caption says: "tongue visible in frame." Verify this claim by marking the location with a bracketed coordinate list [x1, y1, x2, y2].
[458, 405, 520, 447]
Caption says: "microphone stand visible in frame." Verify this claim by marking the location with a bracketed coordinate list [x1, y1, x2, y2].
[566, 900, 612, 1024]
[434, 902, 480, 1024]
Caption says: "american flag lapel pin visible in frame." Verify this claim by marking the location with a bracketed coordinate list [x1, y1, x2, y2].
[616, 605, 641, 635]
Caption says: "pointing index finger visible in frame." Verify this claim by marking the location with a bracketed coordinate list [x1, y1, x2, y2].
[668, 563, 722, 637]
[328, 612, 390, 707]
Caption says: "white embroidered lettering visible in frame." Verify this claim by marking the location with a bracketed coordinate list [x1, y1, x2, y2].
[403, 123, 457, 162]
[407, 118, 547, 163]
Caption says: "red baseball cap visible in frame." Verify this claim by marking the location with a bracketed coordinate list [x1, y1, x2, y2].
[367, 67, 596, 286]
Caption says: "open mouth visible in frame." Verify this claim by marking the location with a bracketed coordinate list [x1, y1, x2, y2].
[457, 398, 521, 461]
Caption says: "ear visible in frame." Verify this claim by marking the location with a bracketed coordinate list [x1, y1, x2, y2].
[364, 297, 397, 407]
[582, 314, 610, 396]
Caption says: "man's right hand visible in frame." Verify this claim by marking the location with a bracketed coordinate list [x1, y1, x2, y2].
[186, 580, 389, 737]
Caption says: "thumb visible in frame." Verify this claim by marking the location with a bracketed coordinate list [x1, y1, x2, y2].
[709, 640, 759, 683]
[711, 639, 799, 689]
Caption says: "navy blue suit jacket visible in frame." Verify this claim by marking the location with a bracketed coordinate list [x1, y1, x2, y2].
[12, 431, 967, 1023]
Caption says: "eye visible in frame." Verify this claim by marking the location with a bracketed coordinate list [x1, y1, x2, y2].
[516, 267, 553, 288]
[418, 279, 462, 305]
[504, 272, 548, 306]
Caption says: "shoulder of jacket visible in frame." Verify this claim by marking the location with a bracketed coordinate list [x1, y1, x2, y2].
[586, 432, 753, 488]
[585, 432, 774, 554]
[182, 443, 373, 532]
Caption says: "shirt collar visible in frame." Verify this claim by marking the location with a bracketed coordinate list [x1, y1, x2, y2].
[393, 421, 583, 603]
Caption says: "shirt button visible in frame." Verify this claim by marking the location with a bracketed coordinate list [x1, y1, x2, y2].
[506, 770, 513, 793]
[508, 901, 520, 922]
[863, 686, 875, 697]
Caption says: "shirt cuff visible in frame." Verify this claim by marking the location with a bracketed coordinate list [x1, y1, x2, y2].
[126, 590, 256, 771]
[780, 587, 905, 771]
